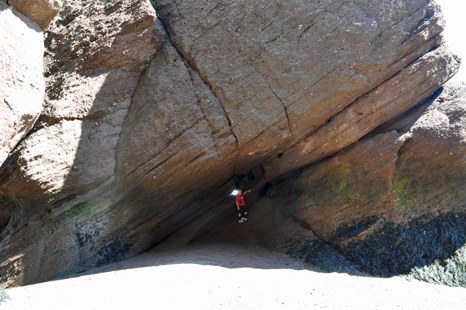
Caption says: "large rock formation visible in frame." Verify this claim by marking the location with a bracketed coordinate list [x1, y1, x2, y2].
[0, 0, 464, 287]
[190, 83, 466, 277]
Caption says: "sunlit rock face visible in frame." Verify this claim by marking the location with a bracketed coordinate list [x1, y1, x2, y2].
[2, 0, 63, 30]
[0, 0, 463, 287]
[0, 2, 45, 168]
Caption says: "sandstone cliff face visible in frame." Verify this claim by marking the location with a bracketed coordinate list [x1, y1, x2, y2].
[284, 82, 466, 275]
[0, 0, 464, 287]
[0, 0, 164, 286]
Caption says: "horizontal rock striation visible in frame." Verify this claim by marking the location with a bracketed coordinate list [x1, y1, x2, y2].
[0, 0, 463, 286]
[283, 82, 466, 275]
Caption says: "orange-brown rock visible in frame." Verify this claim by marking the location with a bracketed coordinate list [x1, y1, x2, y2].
[3, 0, 62, 30]
[285, 82, 466, 275]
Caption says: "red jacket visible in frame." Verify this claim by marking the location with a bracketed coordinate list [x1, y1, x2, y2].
[236, 194, 245, 206]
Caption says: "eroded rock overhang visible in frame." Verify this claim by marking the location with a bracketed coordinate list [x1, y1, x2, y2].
[0, 0, 463, 286]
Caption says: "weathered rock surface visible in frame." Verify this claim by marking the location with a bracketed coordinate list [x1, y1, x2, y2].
[0, 0, 164, 287]
[0, 0, 464, 287]
[409, 240, 466, 287]
[0, 2, 44, 168]
[156, 0, 450, 150]
[37, 0, 163, 200]
[284, 82, 466, 275]
[2, 0, 63, 30]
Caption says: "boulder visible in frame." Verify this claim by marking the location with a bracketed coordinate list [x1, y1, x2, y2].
[155, 0, 451, 150]
[3, 0, 63, 30]
[36, 0, 164, 201]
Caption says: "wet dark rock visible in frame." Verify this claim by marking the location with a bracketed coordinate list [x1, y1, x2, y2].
[330, 212, 466, 276]
[95, 239, 133, 267]
[288, 239, 363, 275]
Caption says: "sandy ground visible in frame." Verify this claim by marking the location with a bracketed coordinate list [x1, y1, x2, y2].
[2, 242, 466, 310]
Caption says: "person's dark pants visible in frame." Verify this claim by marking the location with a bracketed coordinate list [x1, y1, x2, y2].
[238, 205, 247, 218]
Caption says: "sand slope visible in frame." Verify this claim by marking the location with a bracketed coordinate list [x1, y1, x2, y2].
[2, 243, 465, 309]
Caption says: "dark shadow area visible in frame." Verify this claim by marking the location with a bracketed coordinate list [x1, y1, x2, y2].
[55, 170, 368, 281]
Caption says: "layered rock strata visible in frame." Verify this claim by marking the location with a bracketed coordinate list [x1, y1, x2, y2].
[198, 82, 466, 277]
[0, 0, 463, 287]
[284, 82, 466, 275]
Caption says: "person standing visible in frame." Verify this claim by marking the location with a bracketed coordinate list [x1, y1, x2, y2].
[236, 189, 250, 223]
